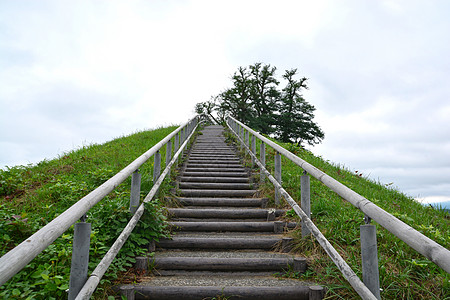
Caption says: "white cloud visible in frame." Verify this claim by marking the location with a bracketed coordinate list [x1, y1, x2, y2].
[1, 0, 449, 202]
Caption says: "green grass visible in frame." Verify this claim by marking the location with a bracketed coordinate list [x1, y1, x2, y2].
[0, 126, 179, 299]
[226, 128, 449, 300]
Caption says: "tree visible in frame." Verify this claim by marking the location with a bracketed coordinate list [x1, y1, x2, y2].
[194, 63, 325, 147]
[247, 63, 280, 134]
[195, 97, 219, 124]
[216, 66, 254, 124]
[276, 69, 324, 146]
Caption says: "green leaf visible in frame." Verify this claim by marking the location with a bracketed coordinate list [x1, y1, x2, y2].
[57, 283, 69, 290]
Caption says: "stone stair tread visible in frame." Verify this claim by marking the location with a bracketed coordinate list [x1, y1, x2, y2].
[178, 182, 253, 190]
[181, 171, 248, 177]
[168, 208, 284, 213]
[179, 189, 257, 197]
[136, 275, 312, 287]
[153, 250, 296, 258]
[127, 279, 319, 300]
[170, 221, 278, 231]
[153, 270, 279, 276]
[187, 158, 241, 161]
[184, 167, 247, 172]
[156, 235, 283, 249]
[178, 176, 249, 183]
[172, 218, 268, 222]
[147, 256, 306, 273]
[164, 232, 284, 238]
[185, 163, 243, 167]
[175, 197, 267, 207]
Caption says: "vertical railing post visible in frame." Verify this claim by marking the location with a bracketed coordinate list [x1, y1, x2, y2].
[239, 126, 243, 151]
[153, 150, 161, 185]
[174, 133, 179, 154]
[260, 142, 266, 183]
[181, 127, 186, 157]
[245, 130, 249, 147]
[165, 140, 172, 177]
[301, 171, 311, 237]
[251, 135, 256, 168]
[129, 169, 141, 215]
[361, 218, 381, 300]
[274, 151, 282, 206]
[68, 215, 91, 300]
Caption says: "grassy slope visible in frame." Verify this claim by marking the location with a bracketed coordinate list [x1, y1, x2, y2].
[0, 126, 177, 299]
[1, 125, 449, 299]
[234, 133, 450, 299]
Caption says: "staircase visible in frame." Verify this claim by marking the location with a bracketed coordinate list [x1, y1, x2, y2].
[120, 125, 325, 300]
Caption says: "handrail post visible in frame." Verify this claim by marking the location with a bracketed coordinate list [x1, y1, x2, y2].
[274, 151, 282, 205]
[174, 133, 179, 153]
[251, 135, 256, 168]
[361, 218, 381, 300]
[68, 216, 91, 300]
[129, 170, 141, 215]
[245, 130, 249, 147]
[181, 127, 186, 157]
[153, 150, 161, 185]
[260, 142, 266, 183]
[239, 126, 243, 151]
[165, 140, 172, 177]
[301, 171, 311, 237]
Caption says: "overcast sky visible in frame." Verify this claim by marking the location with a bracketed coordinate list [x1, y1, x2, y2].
[1, 0, 449, 204]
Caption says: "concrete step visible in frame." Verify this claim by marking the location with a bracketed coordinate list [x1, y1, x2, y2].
[187, 158, 241, 163]
[178, 182, 253, 190]
[188, 154, 237, 158]
[191, 146, 233, 150]
[168, 208, 285, 219]
[181, 171, 248, 177]
[147, 256, 306, 272]
[187, 160, 241, 165]
[185, 163, 243, 168]
[156, 236, 283, 250]
[172, 218, 268, 222]
[175, 197, 268, 207]
[178, 176, 249, 183]
[123, 283, 324, 300]
[153, 250, 294, 258]
[170, 221, 279, 232]
[179, 189, 257, 197]
[184, 167, 246, 173]
[189, 151, 236, 156]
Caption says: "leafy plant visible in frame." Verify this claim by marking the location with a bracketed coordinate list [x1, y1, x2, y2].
[0, 126, 178, 299]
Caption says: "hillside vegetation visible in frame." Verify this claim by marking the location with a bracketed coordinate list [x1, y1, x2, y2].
[1, 124, 449, 299]
[0, 126, 177, 299]
[230, 131, 450, 299]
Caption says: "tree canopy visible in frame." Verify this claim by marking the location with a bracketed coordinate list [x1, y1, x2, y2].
[196, 63, 324, 146]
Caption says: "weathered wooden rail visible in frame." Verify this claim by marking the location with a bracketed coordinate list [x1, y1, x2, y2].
[0, 116, 199, 299]
[226, 115, 450, 300]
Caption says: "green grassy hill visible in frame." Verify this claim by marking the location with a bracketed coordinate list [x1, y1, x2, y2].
[1, 125, 449, 299]
[244, 137, 450, 299]
[0, 126, 177, 299]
